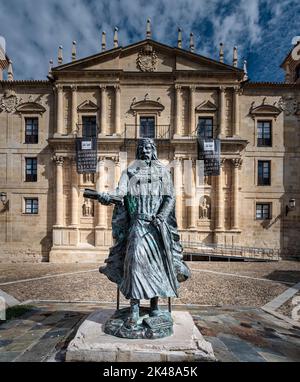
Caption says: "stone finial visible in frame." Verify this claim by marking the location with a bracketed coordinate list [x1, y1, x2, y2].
[146, 18, 151, 39]
[58, 45, 63, 65]
[219, 43, 224, 63]
[7, 59, 13, 81]
[243, 60, 248, 81]
[233, 46, 238, 67]
[102, 31, 106, 51]
[48, 59, 53, 75]
[177, 28, 182, 48]
[113, 27, 119, 48]
[72, 41, 77, 61]
[190, 33, 195, 53]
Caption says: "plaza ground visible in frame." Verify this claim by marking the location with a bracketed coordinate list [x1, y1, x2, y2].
[0, 260, 300, 362]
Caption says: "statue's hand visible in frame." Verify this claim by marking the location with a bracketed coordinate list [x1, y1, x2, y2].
[97, 193, 111, 205]
[152, 214, 164, 228]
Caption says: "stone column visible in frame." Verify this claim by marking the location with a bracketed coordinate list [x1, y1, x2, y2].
[96, 158, 106, 228]
[100, 85, 107, 136]
[71, 85, 78, 135]
[231, 158, 242, 230]
[233, 86, 239, 136]
[56, 85, 64, 135]
[70, 158, 79, 226]
[114, 85, 121, 135]
[174, 158, 183, 229]
[215, 159, 225, 230]
[53, 155, 64, 226]
[115, 157, 121, 188]
[219, 86, 226, 137]
[189, 86, 195, 136]
[175, 85, 181, 136]
[189, 160, 197, 229]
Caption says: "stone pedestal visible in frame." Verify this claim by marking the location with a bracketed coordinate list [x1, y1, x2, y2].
[66, 309, 216, 362]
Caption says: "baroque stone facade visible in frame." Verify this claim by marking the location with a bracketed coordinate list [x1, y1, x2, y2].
[0, 34, 299, 263]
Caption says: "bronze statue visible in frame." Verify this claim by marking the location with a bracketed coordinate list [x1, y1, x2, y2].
[84, 138, 190, 339]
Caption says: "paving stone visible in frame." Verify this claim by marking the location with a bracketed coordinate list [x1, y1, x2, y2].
[218, 334, 266, 362]
[205, 336, 239, 362]
[0, 351, 21, 362]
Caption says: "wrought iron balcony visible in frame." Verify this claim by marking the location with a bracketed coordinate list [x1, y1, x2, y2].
[122, 124, 171, 140]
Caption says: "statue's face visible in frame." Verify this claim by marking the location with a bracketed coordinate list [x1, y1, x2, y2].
[139, 143, 153, 161]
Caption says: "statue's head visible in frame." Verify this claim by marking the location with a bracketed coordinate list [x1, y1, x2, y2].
[136, 138, 158, 161]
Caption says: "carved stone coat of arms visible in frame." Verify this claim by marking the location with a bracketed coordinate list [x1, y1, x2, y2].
[136, 45, 158, 72]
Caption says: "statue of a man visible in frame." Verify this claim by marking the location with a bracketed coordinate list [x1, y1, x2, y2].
[90, 138, 190, 337]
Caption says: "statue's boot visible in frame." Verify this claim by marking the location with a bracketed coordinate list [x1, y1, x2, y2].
[150, 297, 161, 317]
[124, 299, 140, 328]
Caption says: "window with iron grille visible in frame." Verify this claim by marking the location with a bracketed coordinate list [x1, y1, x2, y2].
[25, 158, 37, 182]
[25, 198, 38, 214]
[256, 203, 271, 220]
[198, 117, 213, 139]
[258, 160, 271, 186]
[257, 121, 272, 147]
[25, 118, 38, 144]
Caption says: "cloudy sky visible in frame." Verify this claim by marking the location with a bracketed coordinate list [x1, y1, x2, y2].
[0, 0, 299, 81]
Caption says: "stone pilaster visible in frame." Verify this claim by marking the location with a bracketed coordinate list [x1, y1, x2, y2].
[70, 158, 79, 226]
[219, 86, 226, 137]
[114, 85, 121, 135]
[215, 159, 225, 230]
[56, 85, 64, 135]
[53, 155, 64, 226]
[231, 158, 243, 230]
[100, 85, 107, 136]
[71, 85, 78, 135]
[233, 86, 240, 136]
[174, 158, 183, 229]
[188, 159, 197, 229]
[175, 85, 181, 136]
[189, 86, 196, 136]
[96, 157, 106, 228]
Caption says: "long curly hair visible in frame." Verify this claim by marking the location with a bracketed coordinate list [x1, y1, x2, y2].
[136, 138, 158, 160]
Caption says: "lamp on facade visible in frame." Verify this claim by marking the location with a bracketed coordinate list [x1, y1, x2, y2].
[286, 198, 296, 216]
[0, 192, 7, 205]
[0, 192, 8, 211]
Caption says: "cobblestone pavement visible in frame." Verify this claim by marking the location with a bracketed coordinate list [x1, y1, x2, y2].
[0, 302, 299, 362]
[0, 261, 299, 362]
[1, 261, 299, 307]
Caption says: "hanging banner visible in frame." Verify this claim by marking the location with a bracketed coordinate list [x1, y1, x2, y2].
[197, 137, 221, 176]
[75, 137, 97, 174]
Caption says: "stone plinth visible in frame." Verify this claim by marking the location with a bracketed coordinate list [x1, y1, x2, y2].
[66, 309, 216, 362]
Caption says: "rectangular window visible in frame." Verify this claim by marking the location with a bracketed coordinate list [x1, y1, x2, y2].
[198, 117, 213, 139]
[82, 116, 97, 138]
[256, 203, 271, 220]
[25, 158, 37, 182]
[25, 198, 38, 214]
[25, 118, 38, 144]
[257, 121, 272, 147]
[140, 116, 155, 138]
[258, 160, 271, 186]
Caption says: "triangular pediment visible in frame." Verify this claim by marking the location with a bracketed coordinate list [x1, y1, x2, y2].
[16, 102, 46, 114]
[196, 100, 217, 112]
[77, 100, 99, 112]
[52, 39, 244, 77]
